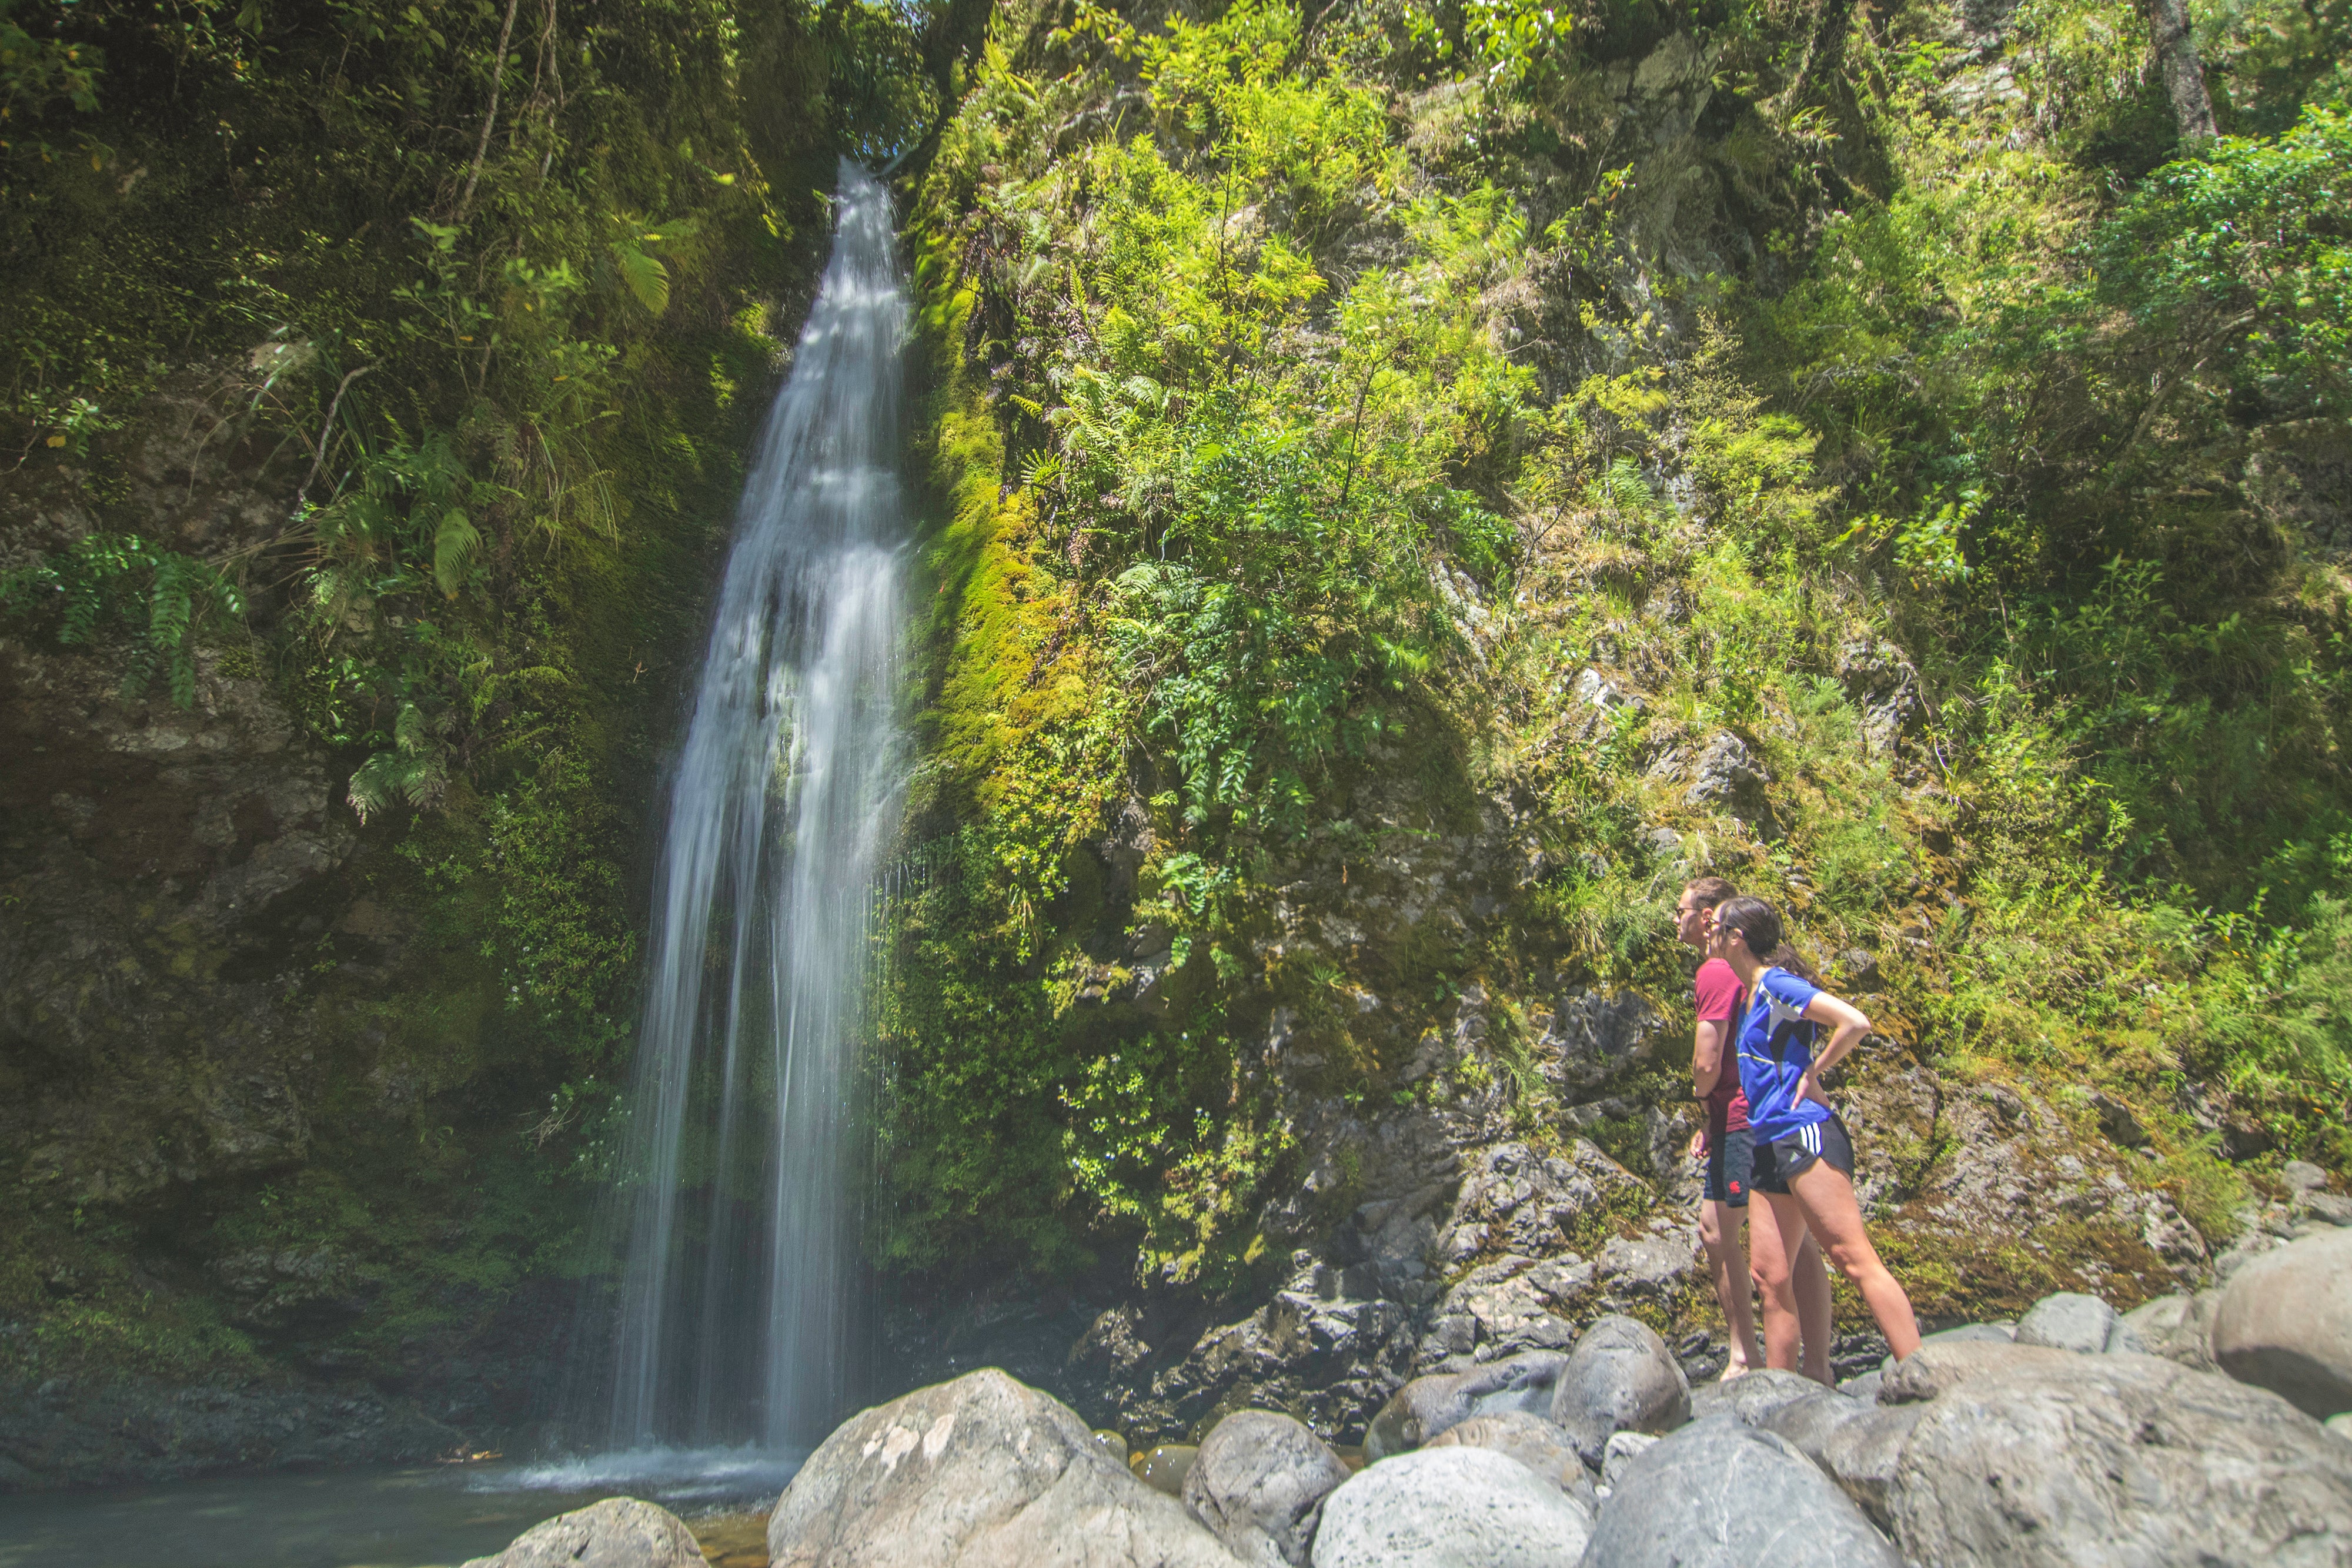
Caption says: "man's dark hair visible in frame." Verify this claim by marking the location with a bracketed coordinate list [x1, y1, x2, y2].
[1684, 875, 1738, 910]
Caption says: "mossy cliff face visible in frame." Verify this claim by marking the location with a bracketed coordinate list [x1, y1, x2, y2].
[870, 0, 2352, 1444]
[0, 0, 901, 1487]
[2, 640, 345, 1211]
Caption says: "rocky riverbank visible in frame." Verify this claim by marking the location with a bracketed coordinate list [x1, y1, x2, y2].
[872, 1094, 2350, 1464]
[456, 1218, 2352, 1566]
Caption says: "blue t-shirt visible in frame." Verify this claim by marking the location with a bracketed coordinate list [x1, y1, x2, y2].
[1736, 967, 1835, 1143]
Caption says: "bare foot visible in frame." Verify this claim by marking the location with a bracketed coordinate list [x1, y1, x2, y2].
[1719, 1360, 1753, 1383]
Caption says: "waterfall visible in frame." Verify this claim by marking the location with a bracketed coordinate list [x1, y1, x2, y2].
[604, 158, 907, 1452]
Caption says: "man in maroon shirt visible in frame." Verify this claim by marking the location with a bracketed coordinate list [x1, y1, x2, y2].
[1677, 877, 1833, 1381]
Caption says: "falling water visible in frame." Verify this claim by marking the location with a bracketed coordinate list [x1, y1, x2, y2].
[604, 159, 907, 1452]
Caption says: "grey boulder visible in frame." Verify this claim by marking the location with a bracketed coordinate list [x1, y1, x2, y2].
[1684, 731, 1772, 821]
[1837, 1369, 1884, 1402]
[1882, 1346, 2352, 1565]
[460, 1497, 702, 1568]
[1880, 1339, 2079, 1403]
[1425, 1411, 1595, 1504]
[2120, 1290, 2222, 1374]
[1312, 1446, 1592, 1567]
[1759, 1392, 1925, 1526]
[1919, 1322, 2015, 1348]
[1598, 1430, 1658, 1492]
[2013, 1292, 2138, 1354]
[1363, 1352, 1566, 1460]
[1873, 1322, 2013, 1378]
[2212, 1223, 2352, 1417]
[1688, 1368, 1832, 1428]
[766, 1368, 1244, 1567]
[1578, 1416, 1900, 1567]
[1548, 1315, 1690, 1467]
[1181, 1410, 1348, 1567]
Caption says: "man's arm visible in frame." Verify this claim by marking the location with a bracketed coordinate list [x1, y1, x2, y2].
[1692, 1017, 1726, 1098]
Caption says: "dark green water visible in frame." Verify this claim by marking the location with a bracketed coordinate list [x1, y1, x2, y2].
[0, 1453, 794, 1568]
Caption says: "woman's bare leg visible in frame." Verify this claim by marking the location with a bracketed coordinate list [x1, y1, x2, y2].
[1748, 1191, 1807, 1372]
[1788, 1161, 1921, 1360]
[1699, 1199, 1760, 1378]
[1793, 1231, 1835, 1383]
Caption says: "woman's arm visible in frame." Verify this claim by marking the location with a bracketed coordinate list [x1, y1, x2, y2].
[1798, 990, 1871, 1104]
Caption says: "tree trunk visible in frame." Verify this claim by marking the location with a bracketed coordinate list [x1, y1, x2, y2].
[2143, 0, 2218, 142]
[457, 0, 524, 219]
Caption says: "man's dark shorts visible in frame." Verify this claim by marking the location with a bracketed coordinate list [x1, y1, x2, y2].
[1750, 1111, 1856, 1195]
[1703, 1125, 1753, 1208]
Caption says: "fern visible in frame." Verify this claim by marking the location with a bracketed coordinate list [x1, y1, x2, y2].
[0, 534, 243, 708]
[1599, 454, 1655, 517]
[433, 507, 480, 598]
[611, 240, 671, 315]
[348, 701, 452, 821]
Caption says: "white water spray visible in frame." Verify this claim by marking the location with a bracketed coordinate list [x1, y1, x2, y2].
[605, 159, 906, 1450]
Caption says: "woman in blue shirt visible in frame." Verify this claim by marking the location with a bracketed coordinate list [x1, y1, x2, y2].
[1710, 895, 1921, 1368]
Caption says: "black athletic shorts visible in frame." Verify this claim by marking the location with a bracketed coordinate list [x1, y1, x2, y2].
[1703, 1125, 1753, 1208]
[1750, 1111, 1855, 1194]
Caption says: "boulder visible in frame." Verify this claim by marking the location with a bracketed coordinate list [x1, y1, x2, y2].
[1363, 1352, 1566, 1460]
[1880, 1340, 2078, 1404]
[1139, 1446, 1200, 1497]
[1684, 731, 1772, 823]
[1870, 1322, 2014, 1380]
[1591, 1232, 1699, 1303]
[460, 1497, 702, 1568]
[1722, 1382, 1848, 1436]
[1579, 1416, 1902, 1567]
[1598, 1430, 1657, 1492]
[2119, 1290, 2222, 1374]
[1688, 1368, 1830, 1429]
[2305, 1190, 2352, 1228]
[1547, 1316, 1690, 1467]
[1836, 1370, 1884, 1403]
[1425, 1412, 1595, 1505]
[2013, 1292, 2134, 1355]
[1067, 1257, 1417, 1449]
[1417, 1258, 1584, 1365]
[1762, 1395, 1925, 1526]
[1095, 1430, 1131, 1465]
[766, 1369, 1244, 1567]
[2211, 1224, 2352, 1417]
[1915, 1321, 2014, 1352]
[1881, 1350, 2352, 1565]
[1181, 1410, 1348, 1567]
[2286, 1161, 2331, 1195]
[1311, 1446, 1592, 1567]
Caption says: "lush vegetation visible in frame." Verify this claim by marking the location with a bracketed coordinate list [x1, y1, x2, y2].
[5, 0, 2350, 1396]
[880, 0, 2352, 1300]
[0, 0, 940, 1386]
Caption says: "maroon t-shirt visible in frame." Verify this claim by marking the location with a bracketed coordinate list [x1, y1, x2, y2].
[1696, 957, 1749, 1142]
